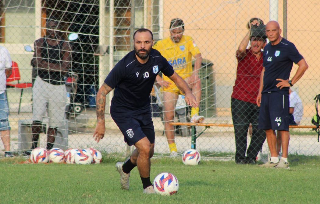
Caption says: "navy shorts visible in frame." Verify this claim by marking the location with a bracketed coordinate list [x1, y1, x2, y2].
[111, 111, 155, 146]
[258, 92, 290, 131]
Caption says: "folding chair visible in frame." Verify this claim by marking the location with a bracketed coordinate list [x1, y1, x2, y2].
[6, 61, 33, 114]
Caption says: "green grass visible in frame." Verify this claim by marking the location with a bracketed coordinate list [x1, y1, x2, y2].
[0, 155, 320, 204]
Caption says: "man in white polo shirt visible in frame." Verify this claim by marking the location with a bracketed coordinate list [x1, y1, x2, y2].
[0, 46, 13, 157]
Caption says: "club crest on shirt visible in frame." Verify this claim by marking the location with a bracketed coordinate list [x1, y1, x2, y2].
[275, 50, 280, 57]
[153, 65, 159, 74]
[180, 45, 185, 51]
[126, 129, 134, 138]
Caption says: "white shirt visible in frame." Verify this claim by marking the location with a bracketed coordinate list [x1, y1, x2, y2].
[0, 46, 12, 94]
[290, 91, 303, 124]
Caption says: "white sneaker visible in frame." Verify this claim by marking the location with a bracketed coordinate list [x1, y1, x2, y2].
[275, 159, 290, 169]
[143, 185, 155, 194]
[116, 162, 130, 190]
[191, 114, 205, 123]
[260, 161, 278, 168]
[170, 151, 178, 157]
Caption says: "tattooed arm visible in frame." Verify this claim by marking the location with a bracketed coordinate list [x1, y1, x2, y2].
[93, 83, 113, 142]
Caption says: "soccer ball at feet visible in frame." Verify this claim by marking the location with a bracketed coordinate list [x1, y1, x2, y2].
[153, 172, 179, 196]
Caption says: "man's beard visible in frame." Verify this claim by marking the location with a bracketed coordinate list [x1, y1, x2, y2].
[171, 37, 181, 43]
[135, 47, 150, 60]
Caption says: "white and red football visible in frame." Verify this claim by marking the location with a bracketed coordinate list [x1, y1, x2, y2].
[74, 149, 93, 165]
[64, 148, 78, 164]
[88, 148, 103, 164]
[30, 147, 49, 164]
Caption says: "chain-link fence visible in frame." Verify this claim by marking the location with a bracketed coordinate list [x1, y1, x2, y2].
[1, 0, 320, 159]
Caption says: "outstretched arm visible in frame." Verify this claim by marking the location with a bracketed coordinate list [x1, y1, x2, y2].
[93, 83, 113, 142]
[168, 72, 198, 107]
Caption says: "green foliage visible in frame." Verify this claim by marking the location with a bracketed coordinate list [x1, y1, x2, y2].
[0, 155, 319, 204]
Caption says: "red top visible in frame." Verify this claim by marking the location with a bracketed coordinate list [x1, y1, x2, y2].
[231, 49, 263, 104]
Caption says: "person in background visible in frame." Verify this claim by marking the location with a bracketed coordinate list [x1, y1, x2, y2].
[93, 28, 197, 194]
[231, 18, 266, 164]
[29, 18, 72, 152]
[257, 21, 308, 169]
[153, 18, 203, 157]
[0, 46, 13, 157]
[277, 88, 303, 154]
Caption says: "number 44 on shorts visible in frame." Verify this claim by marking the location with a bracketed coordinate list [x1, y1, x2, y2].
[275, 117, 282, 126]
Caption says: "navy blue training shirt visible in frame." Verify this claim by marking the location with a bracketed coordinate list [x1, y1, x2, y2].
[262, 38, 303, 93]
[105, 48, 174, 113]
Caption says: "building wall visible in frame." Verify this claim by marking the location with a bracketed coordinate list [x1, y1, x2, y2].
[162, 0, 319, 116]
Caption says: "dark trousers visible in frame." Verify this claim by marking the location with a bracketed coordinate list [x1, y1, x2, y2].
[231, 98, 266, 161]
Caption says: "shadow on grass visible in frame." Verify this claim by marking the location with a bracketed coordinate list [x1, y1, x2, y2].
[288, 154, 320, 166]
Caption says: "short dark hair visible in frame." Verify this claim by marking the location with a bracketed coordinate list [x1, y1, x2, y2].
[133, 28, 153, 40]
[169, 18, 184, 30]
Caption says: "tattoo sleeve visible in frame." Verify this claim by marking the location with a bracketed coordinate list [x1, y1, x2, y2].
[96, 83, 112, 123]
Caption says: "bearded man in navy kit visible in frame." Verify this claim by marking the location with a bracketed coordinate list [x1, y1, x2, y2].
[257, 21, 308, 168]
[93, 28, 197, 193]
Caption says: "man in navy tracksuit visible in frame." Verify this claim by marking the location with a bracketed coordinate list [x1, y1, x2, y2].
[93, 28, 197, 193]
[257, 21, 308, 168]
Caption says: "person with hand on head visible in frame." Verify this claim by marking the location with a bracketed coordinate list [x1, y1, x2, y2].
[29, 18, 72, 153]
[231, 18, 266, 164]
[0, 46, 13, 157]
[153, 18, 203, 157]
[93, 28, 197, 194]
[257, 21, 308, 168]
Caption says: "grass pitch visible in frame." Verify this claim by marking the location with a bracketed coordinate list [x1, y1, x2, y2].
[0, 155, 319, 204]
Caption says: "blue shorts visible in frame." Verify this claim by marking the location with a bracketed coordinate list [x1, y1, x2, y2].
[111, 111, 155, 146]
[258, 92, 289, 131]
[0, 92, 10, 131]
